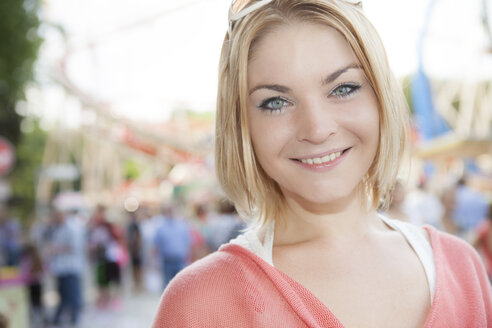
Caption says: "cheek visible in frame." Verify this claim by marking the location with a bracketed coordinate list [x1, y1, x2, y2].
[348, 96, 380, 144]
[248, 111, 264, 150]
[363, 107, 380, 168]
[249, 111, 271, 168]
[366, 110, 380, 145]
[250, 124, 277, 161]
[342, 109, 379, 142]
[249, 112, 290, 165]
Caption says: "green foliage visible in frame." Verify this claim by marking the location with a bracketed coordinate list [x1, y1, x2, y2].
[10, 119, 46, 221]
[451, 97, 461, 113]
[185, 110, 214, 121]
[124, 160, 141, 180]
[0, 0, 42, 145]
[400, 76, 414, 115]
[0, 0, 43, 221]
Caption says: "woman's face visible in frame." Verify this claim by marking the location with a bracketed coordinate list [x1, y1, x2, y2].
[247, 22, 380, 211]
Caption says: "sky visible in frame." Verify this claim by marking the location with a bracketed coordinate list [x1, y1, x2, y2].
[31, 0, 492, 124]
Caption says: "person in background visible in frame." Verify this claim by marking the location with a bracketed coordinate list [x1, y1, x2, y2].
[189, 204, 211, 261]
[45, 209, 84, 327]
[126, 210, 143, 293]
[0, 312, 7, 328]
[140, 206, 164, 293]
[473, 202, 492, 282]
[0, 206, 22, 267]
[439, 184, 460, 235]
[452, 176, 489, 238]
[88, 205, 126, 309]
[20, 243, 46, 327]
[206, 199, 246, 251]
[403, 179, 444, 228]
[65, 209, 88, 309]
[153, 206, 191, 289]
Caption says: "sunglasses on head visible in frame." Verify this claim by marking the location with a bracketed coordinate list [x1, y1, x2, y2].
[228, 0, 363, 35]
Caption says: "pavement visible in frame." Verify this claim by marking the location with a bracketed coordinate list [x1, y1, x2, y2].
[41, 269, 163, 328]
[79, 291, 161, 328]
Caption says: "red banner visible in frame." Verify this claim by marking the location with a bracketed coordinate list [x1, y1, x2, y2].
[0, 137, 15, 176]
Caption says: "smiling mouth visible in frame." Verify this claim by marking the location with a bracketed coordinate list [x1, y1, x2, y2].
[292, 148, 351, 165]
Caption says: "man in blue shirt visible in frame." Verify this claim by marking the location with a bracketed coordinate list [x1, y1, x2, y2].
[153, 207, 191, 289]
[452, 177, 489, 236]
[45, 209, 84, 326]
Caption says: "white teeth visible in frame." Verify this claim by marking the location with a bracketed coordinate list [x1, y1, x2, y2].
[300, 151, 342, 165]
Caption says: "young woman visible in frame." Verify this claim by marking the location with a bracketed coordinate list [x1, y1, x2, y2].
[153, 1, 492, 327]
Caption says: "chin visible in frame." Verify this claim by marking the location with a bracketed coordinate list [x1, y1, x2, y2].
[283, 186, 357, 211]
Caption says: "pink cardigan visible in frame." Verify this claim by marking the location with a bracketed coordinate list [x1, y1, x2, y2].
[152, 226, 492, 327]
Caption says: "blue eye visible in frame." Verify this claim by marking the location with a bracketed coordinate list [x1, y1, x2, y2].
[258, 96, 291, 112]
[331, 83, 361, 98]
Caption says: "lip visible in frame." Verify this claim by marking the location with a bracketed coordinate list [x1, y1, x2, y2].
[290, 147, 351, 171]
[293, 147, 350, 161]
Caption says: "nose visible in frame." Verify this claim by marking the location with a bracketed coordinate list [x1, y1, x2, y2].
[295, 99, 338, 144]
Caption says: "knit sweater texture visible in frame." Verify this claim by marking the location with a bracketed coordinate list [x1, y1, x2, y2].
[152, 225, 492, 327]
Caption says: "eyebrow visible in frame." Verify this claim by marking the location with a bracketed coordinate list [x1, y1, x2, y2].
[249, 83, 290, 95]
[249, 63, 361, 95]
[321, 63, 361, 85]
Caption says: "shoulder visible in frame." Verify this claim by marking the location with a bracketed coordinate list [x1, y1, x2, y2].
[163, 249, 238, 293]
[378, 210, 459, 252]
[424, 225, 477, 258]
[152, 246, 259, 327]
[424, 225, 489, 282]
[379, 215, 430, 246]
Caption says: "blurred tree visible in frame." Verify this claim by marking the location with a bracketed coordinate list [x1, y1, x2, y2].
[10, 119, 47, 220]
[0, 0, 42, 145]
[0, 0, 43, 221]
[401, 76, 414, 115]
[124, 159, 141, 181]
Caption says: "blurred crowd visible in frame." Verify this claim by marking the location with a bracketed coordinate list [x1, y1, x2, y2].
[0, 172, 491, 328]
[0, 198, 245, 328]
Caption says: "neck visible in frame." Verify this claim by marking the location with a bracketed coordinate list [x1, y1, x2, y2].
[274, 194, 384, 247]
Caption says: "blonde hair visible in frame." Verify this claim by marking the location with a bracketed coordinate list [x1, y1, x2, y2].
[215, 0, 409, 227]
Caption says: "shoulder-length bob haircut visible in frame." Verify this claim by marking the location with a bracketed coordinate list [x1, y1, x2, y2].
[215, 0, 409, 227]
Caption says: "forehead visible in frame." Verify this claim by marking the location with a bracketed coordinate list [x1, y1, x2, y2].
[248, 22, 359, 86]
